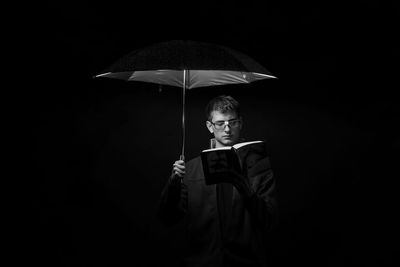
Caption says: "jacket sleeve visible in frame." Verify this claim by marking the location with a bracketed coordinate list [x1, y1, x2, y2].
[157, 176, 188, 226]
[243, 156, 278, 233]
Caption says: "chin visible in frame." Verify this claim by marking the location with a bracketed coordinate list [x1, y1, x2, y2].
[222, 139, 236, 146]
[216, 136, 239, 147]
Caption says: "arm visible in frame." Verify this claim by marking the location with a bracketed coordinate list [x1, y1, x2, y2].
[156, 161, 188, 226]
[231, 157, 278, 232]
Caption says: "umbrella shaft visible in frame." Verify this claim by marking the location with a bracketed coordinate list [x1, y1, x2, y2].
[181, 70, 187, 161]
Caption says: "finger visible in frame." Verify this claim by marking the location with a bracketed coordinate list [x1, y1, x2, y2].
[173, 167, 186, 175]
[173, 170, 185, 178]
[174, 160, 185, 165]
[173, 163, 186, 171]
[174, 170, 185, 176]
[174, 161, 185, 168]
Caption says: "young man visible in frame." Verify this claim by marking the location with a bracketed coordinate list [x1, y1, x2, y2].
[158, 95, 277, 267]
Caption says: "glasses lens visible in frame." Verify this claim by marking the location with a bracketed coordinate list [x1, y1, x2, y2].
[213, 119, 240, 130]
[214, 122, 225, 129]
[230, 120, 240, 127]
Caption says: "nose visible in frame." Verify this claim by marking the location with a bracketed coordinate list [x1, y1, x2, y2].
[224, 124, 231, 132]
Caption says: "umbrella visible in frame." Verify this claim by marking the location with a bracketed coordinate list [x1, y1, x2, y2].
[95, 40, 276, 160]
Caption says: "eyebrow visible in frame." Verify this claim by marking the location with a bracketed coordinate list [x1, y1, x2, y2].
[214, 118, 239, 122]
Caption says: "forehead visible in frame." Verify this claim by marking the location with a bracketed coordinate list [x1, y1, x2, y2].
[210, 110, 238, 121]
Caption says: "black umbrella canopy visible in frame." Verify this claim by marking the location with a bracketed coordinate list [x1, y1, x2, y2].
[96, 40, 276, 89]
[95, 40, 277, 160]
[100, 39, 272, 73]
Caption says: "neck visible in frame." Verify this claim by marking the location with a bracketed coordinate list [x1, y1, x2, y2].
[215, 139, 237, 148]
[210, 138, 229, 148]
[215, 142, 225, 148]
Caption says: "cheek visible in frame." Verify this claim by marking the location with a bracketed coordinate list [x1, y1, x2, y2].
[214, 131, 223, 138]
[233, 128, 241, 136]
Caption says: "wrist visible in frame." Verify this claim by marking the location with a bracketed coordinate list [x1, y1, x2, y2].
[169, 174, 182, 186]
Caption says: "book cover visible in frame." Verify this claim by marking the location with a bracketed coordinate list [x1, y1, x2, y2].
[200, 140, 266, 185]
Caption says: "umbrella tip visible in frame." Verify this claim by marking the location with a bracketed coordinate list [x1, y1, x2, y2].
[93, 72, 111, 79]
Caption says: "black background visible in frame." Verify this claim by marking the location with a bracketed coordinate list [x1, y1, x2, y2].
[22, 0, 398, 266]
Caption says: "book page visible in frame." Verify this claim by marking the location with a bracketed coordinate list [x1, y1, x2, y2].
[232, 140, 263, 149]
[202, 141, 263, 152]
[202, 146, 231, 153]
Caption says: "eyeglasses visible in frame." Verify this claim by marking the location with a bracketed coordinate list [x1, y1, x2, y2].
[209, 119, 241, 131]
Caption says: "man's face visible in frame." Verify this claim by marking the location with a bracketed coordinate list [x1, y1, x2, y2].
[206, 110, 242, 147]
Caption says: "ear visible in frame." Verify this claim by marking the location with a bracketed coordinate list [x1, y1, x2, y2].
[206, 121, 214, 134]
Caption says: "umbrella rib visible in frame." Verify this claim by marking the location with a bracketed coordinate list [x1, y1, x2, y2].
[253, 72, 278, 79]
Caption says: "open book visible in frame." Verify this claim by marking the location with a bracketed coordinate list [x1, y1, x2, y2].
[200, 140, 266, 185]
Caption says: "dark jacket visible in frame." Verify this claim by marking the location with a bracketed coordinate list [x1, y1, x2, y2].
[158, 143, 278, 267]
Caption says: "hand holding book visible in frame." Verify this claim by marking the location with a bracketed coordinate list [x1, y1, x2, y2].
[227, 169, 254, 198]
[201, 140, 267, 195]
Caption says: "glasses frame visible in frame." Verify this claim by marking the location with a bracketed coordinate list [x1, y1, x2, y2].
[209, 118, 242, 131]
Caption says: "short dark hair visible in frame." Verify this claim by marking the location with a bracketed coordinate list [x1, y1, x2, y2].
[205, 95, 241, 121]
